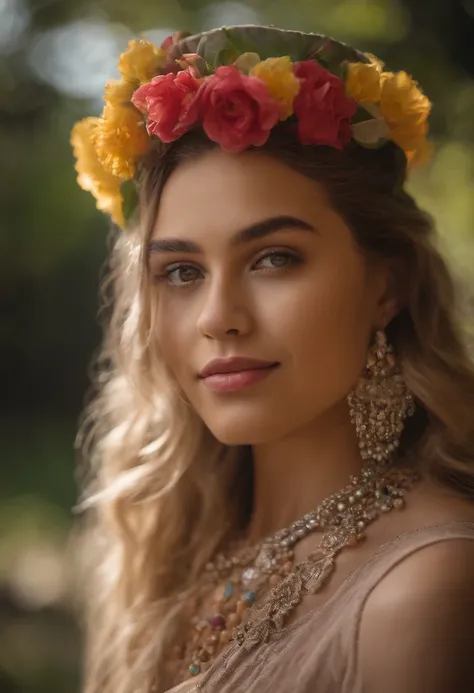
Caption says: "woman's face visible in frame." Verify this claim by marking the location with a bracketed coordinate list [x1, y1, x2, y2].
[148, 148, 395, 445]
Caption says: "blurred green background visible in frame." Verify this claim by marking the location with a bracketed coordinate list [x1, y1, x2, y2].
[2, 1, 474, 691]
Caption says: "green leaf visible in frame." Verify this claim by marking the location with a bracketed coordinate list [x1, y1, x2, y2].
[121, 180, 139, 223]
[215, 47, 240, 68]
[352, 104, 373, 124]
[222, 27, 258, 55]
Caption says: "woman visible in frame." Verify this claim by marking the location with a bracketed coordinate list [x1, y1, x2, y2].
[72, 24, 474, 693]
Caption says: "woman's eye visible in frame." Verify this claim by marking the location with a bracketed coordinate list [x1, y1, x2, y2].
[156, 265, 202, 287]
[153, 250, 300, 288]
[253, 250, 300, 271]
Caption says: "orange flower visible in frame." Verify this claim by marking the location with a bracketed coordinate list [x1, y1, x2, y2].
[345, 61, 382, 103]
[118, 38, 167, 85]
[250, 56, 300, 119]
[405, 137, 433, 169]
[95, 104, 150, 179]
[104, 79, 136, 107]
[70, 118, 124, 227]
[379, 71, 431, 164]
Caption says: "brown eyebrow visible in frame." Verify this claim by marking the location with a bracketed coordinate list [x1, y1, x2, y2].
[147, 215, 316, 256]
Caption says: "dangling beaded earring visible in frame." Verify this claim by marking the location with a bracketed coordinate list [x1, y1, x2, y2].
[347, 329, 415, 465]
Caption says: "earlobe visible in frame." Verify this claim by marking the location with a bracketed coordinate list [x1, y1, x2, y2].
[377, 297, 402, 331]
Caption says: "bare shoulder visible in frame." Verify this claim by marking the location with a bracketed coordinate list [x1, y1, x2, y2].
[357, 538, 474, 693]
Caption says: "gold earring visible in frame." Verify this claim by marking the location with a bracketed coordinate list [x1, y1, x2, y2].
[347, 330, 415, 465]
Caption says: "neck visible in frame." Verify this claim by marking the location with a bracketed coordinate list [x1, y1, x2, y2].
[246, 399, 366, 543]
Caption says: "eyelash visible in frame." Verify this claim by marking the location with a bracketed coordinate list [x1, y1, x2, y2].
[152, 249, 302, 289]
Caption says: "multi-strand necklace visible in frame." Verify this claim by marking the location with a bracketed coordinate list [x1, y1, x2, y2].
[173, 460, 419, 683]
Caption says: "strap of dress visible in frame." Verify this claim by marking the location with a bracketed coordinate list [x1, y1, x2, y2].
[341, 520, 474, 692]
[350, 519, 474, 591]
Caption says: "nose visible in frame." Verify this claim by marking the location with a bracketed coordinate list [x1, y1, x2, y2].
[196, 275, 254, 340]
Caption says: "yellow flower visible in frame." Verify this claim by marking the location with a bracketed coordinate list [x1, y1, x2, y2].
[365, 53, 385, 73]
[70, 118, 125, 227]
[118, 38, 167, 85]
[379, 71, 431, 163]
[251, 56, 300, 120]
[405, 137, 433, 169]
[104, 79, 136, 107]
[95, 187, 125, 227]
[345, 61, 382, 103]
[95, 103, 150, 180]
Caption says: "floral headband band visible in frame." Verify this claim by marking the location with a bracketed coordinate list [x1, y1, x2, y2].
[70, 24, 432, 228]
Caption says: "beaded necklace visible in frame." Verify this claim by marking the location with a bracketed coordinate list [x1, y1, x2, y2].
[172, 461, 419, 683]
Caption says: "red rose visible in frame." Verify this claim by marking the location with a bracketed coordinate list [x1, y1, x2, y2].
[198, 66, 281, 153]
[293, 61, 357, 150]
[132, 70, 200, 142]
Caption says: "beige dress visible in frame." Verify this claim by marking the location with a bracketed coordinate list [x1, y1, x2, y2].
[166, 520, 474, 693]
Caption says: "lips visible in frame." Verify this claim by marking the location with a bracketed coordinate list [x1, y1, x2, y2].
[198, 357, 280, 396]
[199, 357, 279, 379]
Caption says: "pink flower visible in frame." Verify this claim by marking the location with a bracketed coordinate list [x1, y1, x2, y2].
[293, 61, 357, 150]
[198, 66, 281, 153]
[132, 70, 200, 142]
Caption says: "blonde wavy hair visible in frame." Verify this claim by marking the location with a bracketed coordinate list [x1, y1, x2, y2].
[77, 126, 474, 693]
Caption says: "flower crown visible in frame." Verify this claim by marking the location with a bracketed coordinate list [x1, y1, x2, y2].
[71, 25, 432, 229]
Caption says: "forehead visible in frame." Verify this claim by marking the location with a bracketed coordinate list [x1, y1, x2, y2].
[151, 149, 332, 241]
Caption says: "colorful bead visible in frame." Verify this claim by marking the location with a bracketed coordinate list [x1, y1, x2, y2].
[219, 629, 230, 645]
[227, 612, 241, 627]
[213, 598, 225, 612]
[209, 614, 226, 630]
[242, 566, 260, 587]
[236, 599, 248, 616]
[179, 462, 418, 683]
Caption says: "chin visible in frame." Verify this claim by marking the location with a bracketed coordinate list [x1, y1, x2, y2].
[202, 412, 283, 447]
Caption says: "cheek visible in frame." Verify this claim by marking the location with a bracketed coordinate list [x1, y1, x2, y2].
[153, 298, 193, 383]
[151, 255, 374, 446]
[269, 260, 373, 406]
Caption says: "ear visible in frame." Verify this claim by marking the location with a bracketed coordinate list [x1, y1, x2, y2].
[373, 258, 406, 330]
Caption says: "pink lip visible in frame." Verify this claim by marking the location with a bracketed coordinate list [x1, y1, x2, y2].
[199, 356, 279, 379]
[202, 364, 279, 393]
